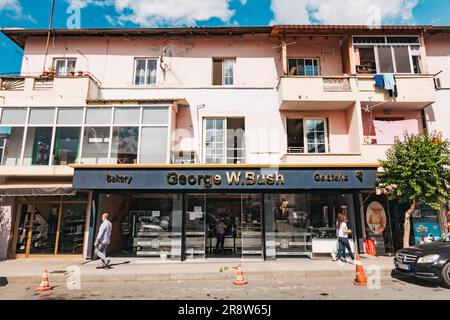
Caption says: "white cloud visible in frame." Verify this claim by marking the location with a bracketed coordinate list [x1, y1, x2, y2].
[270, 0, 419, 25]
[0, 0, 22, 14]
[67, 0, 246, 26]
[0, 0, 36, 23]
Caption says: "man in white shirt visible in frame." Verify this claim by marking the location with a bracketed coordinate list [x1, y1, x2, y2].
[94, 213, 112, 268]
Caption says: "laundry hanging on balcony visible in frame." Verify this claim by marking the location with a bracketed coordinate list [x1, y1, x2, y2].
[374, 74, 398, 98]
[373, 119, 420, 144]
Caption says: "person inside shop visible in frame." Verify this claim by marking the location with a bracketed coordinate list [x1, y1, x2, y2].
[121, 215, 132, 254]
[336, 213, 355, 263]
[94, 213, 112, 268]
[215, 217, 227, 255]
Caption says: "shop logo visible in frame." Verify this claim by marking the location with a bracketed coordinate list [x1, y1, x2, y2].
[356, 171, 364, 182]
[106, 174, 133, 185]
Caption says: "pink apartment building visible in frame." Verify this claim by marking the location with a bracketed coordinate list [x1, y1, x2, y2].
[0, 25, 447, 261]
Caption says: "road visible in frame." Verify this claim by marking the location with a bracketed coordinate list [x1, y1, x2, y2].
[0, 276, 448, 300]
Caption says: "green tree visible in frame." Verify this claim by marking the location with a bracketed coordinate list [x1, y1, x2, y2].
[377, 132, 450, 248]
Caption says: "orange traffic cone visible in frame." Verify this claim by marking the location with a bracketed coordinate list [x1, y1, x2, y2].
[353, 254, 367, 286]
[36, 269, 52, 292]
[233, 264, 248, 285]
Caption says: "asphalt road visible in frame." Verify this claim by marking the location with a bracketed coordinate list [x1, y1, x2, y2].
[0, 275, 448, 300]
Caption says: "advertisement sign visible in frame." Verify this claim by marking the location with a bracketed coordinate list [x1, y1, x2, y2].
[413, 222, 441, 244]
[366, 201, 387, 235]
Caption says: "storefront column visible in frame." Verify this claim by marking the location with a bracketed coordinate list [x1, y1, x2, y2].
[181, 194, 187, 261]
[352, 191, 364, 254]
[261, 194, 266, 260]
[86, 191, 99, 260]
[0, 196, 14, 260]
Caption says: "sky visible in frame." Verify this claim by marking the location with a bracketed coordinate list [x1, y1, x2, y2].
[0, 0, 449, 74]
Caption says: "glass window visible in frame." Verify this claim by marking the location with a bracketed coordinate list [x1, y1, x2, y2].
[85, 108, 111, 124]
[0, 108, 27, 125]
[305, 119, 327, 153]
[204, 118, 225, 164]
[53, 127, 81, 165]
[134, 58, 157, 85]
[114, 107, 140, 125]
[287, 119, 304, 153]
[387, 37, 419, 44]
[353, 36, 386, 44]
[57, 108, 83, 125]
[142, 107, 169, 125]
[393, 46, 412, 73]
[355, 47, 376, 74]
[0, 127, 24, 165]
[140, 127, 168, 164]
[15, 204, 33, 254]
[29, 203, 60, 255]
[288, 58, 320, 76]
[226, 118, 245, 164]
[111, 127, 138, 164]
[81, 127, 110, 164]
[57, 203, 87, 254]
[223, 59, 234, 85]
[23, 127, 53, 165]
[55, 58, 77, 76]
[29, 108, 55, 125]
[377, 46, 395, 73]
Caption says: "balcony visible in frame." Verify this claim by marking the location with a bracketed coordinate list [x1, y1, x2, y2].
[278, 74, 437, 111]
[278, 76, 357, 110]
[0, 74, 100, 107]
[356, 74, 436, 109]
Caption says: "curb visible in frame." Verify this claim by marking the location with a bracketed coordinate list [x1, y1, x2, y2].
[3, 268, 394, 284]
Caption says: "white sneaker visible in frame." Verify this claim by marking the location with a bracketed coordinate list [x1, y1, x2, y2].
[331, 252, 337, 261]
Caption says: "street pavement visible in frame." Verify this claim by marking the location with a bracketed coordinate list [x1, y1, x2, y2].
[0, 276, 449, 300]
[0, 256, 449, 299]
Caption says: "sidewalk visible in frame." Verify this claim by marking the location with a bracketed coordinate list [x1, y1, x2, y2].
[0, 255, 395, 284]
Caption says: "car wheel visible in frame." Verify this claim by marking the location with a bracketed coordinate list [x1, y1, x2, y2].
[441, 262, 450, 288]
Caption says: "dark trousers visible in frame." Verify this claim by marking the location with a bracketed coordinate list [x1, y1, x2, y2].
[216, 234, 225, 253]
[337, 237, 354, 260]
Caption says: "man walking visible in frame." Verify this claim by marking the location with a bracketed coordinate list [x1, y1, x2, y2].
[95, 213, 112, 268]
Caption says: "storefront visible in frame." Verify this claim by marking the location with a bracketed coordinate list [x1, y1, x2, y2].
[0, 182, 92, 259]
[72, 165, 378, 261]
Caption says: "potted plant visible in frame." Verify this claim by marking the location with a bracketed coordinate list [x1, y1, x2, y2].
[77, 71, 84, 77]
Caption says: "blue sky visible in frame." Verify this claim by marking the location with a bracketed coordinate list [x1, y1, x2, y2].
[0, 0, 449, 74]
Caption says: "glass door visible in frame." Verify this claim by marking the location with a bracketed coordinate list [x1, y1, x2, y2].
[241, 194, 263, 259]
[15, 204, 34, 255]
[185, 194, 206, 260]
[28, 203, 60, 255]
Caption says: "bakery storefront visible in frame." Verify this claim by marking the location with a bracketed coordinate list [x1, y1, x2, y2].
[72, 165, 377, 261]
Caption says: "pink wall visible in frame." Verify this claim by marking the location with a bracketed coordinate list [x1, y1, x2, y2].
[285, 36, 344, 76]
[22, 35, 282, 88]
[425, 33, 450, 88]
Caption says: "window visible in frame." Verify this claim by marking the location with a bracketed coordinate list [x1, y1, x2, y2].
[139, 127, 168, 164]
[286, 118, 328, 154]
[134, 58, 157, 85]
[54, 58, 77, 76]
[110, 127, 139, 164]
[86, 108, 112, 125]
[288, 58, 320, 76]
[81, 127, 110, 164]
[53, 127, 81, 165]
[0, 108, 27, 124]
[29, 108, 55, 125]
[0, 138, 4, 164]
[212, 58, 234, 85]
[353, 36, 421, 74]
[204, 117, 245, 164]
[57, 108, 83, 125]
[23, 127, 53, 165]
[114, 108, 140, 124]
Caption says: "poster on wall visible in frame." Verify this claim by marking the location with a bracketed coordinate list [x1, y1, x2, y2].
[366, 201, 387, 235]
[413, 222, 441, 244]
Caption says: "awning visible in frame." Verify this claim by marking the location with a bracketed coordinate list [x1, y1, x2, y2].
[0, 183, 76, 197]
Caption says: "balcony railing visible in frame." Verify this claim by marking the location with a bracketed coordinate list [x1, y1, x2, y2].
[0, 77, 25, 91]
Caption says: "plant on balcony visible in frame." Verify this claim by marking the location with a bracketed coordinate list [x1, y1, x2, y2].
[377, 132, 450, 248]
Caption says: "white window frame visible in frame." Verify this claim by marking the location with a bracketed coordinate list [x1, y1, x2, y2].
[287, 57, 321, 76]
[203, 117, 245, 164]
[286, 117, 329, 154]
[212, 58, 235, 86]
[53, 58, 77, 76]
[353, 35, 421, 75]
[133, 58, 158, 86]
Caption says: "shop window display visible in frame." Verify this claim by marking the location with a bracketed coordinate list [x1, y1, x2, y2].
[57, 203, 87, 254]
[129, 194, 182, 259]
